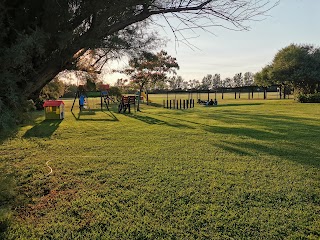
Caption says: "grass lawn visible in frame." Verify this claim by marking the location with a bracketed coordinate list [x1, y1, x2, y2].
[0, 97, 319, 239]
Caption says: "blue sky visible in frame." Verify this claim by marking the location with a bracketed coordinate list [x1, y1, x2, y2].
[105, 0, 320, 84]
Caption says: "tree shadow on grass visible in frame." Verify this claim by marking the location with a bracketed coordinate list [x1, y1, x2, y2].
[0, 111, 44, 144]
[0, 172, 16, 239]
[146, 102, 163, 108]
[23, 120, 62, 138]
[159, 109, 320, 168]
[0, 128, 18, 145]
[202, 103, 264, 108]
[126, 114, 194, 129]
[213, 116, 320, 168]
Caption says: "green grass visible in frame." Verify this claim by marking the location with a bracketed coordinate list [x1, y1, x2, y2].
[0, 98, 319, 239]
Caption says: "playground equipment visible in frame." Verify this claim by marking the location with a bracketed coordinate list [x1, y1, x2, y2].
[140, 92, 152, 103]
[71, 84, 115, 112]
[118, 96, 136, 113]
[43, 100, 65, 119]
[100, 84, 116, 111]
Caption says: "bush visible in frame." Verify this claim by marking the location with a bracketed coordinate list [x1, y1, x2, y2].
[297, 93, 320, 103]
[0, 98, 37, 132]
[25, 100, 36, 112]
[34, 99, 44, 110]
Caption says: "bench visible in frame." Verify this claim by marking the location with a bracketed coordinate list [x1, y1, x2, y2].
[118, 96, 136, 113]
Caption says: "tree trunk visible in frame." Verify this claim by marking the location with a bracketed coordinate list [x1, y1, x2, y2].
[23, 44, 88, 100]
[137, 86, 143, 111]
[22, 11, 154, 99]
[146, 89, 149, 105]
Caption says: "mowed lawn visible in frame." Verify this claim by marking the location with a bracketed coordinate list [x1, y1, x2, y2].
[0, 97, 319, 239]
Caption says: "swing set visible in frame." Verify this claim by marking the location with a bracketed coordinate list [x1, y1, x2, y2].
[71, 84, 115, 112]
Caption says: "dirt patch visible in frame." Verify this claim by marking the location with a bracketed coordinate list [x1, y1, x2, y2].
[18, 189, 77, 221]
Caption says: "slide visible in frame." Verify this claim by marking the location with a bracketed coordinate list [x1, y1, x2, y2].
[140, 92, 152, 103]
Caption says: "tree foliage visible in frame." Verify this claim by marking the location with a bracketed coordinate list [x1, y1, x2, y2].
[233, 73, 243, 87]
[63, 84, 79, 98]
[40, 79, 65, 101]
[243, 72, 254, 86]
[168, 76, 184, 90]
[254, 65, 273, 87]
[108, 86, 122, 100]
[0, 0, 277, 129]
[201, 74, 213, 90]
[123, 50, 179, 110]
[255, 44, 320, 94]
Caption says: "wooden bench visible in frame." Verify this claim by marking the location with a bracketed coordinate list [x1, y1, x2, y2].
[118, 96, 136, 113]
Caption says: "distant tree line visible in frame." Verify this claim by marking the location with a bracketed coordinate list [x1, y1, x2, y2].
[115, 72, 254, 92]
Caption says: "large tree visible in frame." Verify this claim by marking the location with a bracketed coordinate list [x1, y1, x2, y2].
[200, 73, 221, 90]
[201, 74, 214, 90]
[233, 73, 243, 87]
[0, 0, 277, 128]
[254, 65, 273, 87]
[212, 74, 222, 89]
[243, 72, 254, 86]
[168, 76, 185, 90]
[255, 44, 320, 94]
[222, 77, 233, 88]
[123, 50, 179, 111]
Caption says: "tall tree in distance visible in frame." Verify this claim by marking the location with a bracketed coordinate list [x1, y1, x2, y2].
[243, 72, 254, 86]
[222, 77, 233, 88]
[254, 65, 273, 87]
[188, 79, 201, 90]
[255, 44, 320, 94]
[233, 73, 243, 87]
[201, 74, 213, 90]
[212, 74, 222, 89]
[168, 76, 185, 90]
[123, 50, 179, 111]
[272, 44, 320, 94]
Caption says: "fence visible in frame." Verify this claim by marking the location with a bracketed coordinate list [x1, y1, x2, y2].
[147, 85, 293, 105]
[163, 99, 195, 109]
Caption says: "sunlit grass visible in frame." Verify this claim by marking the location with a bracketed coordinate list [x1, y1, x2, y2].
[0, 98, 319, 239]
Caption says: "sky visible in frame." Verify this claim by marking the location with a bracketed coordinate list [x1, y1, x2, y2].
[103, 0, 320, 84]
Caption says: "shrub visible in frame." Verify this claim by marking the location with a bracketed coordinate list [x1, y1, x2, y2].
[25, 100, 36, 112]
[297, 93, 320, 103]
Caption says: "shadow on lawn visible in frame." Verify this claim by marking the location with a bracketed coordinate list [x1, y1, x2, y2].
[126, 114, 193, 129]
[71, 109, 118, 122]
[146, 102, 163, 108]
[220, 102, 264, 107]
[0, 172, 16, 238]
[160, 109, 320, 168]
[0, 111, 44, 143]
[202, 103, 264, 108]
[23, 120, 62, 138]
[206, 111, 320, 168]
[0, 128, 18, 145]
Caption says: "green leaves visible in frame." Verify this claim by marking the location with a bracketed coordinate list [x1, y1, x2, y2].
[255, 44, 320, 94]
[125, 50, 179, 89]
